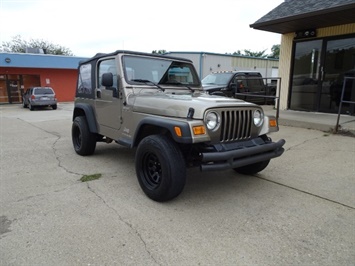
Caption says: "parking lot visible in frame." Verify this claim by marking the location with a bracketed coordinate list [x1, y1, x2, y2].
[1, 103, 354, 265]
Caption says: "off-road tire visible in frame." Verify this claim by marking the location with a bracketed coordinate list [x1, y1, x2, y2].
[72, 116, 96, 156]
[135, 135, 186, 202]
[234, 160, 270, 175]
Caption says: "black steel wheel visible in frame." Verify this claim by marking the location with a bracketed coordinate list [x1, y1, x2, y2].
[71, 116, 96, 156]
[135, 135, 186, 202]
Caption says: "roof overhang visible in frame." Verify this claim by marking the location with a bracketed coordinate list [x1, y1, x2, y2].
[250, 3, 355, 34]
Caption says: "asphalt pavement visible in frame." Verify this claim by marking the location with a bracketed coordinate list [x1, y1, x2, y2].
[0, 103, 354, 265]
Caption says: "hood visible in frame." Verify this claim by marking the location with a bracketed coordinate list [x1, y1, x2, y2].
[130, 92, 254, 119]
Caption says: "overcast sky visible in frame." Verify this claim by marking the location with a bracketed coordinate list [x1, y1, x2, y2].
[0, 0, 284, 57]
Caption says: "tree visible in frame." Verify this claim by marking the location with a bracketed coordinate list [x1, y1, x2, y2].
[152, 50, 167, 54]
[0, 35, 73, 56]
[232, 50, 242, 56]
[242, 49, 267, 58]
[232, 49, 267, 58]
[269, 44, 280, 59]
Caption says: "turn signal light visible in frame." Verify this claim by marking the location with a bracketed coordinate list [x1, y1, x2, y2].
[174, 126, 182, 137]
[193, 126, 206, 135]
[269, 119, 277, 127]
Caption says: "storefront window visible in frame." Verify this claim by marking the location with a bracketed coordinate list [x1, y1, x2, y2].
[290, 34, 355, 115]
[0, 79, 7, 103]
[321, 37, 355, 114]
[290, 40, 322, 111]
[0, 74, 40, 104]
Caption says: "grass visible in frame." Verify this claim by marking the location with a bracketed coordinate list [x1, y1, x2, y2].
[80, 173, 102, 182]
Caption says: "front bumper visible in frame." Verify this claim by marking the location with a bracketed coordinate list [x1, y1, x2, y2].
[200, 137, 285, 171]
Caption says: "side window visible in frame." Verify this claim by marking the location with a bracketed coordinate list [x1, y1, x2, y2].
[235, 75, 246, 89]
[78, 64, 92, 94]
[98, 59, 117, 89]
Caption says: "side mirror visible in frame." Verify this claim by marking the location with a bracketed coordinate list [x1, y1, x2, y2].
[230, 83, 237, 90]
[102, 72, 113, 87]
[102, 72, 119, 98]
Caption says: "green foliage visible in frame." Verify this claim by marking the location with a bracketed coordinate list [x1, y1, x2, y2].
[230, 44, 280, 59]
[1, 35, 73, 56]
[231, 49, 267, 58]
[80, 173, 102, 182]
[269, 44, 280, 59]
[152, 50, 167, 54]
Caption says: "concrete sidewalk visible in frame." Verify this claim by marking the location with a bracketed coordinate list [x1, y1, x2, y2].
[263, 105, 355, 135]
[2, 102, 355, 135]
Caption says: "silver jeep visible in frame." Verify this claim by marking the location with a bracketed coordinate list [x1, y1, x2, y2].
[72, 50, 285, 202]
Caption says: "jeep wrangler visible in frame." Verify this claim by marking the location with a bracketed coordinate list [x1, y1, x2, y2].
[71, 50, 285, 202]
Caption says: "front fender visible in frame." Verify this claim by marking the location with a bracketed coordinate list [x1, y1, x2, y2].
[133, 117, 193, 146]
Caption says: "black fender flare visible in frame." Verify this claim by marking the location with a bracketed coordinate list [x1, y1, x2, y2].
[133, 117, 193, 147]
[73, 103, 98, 133]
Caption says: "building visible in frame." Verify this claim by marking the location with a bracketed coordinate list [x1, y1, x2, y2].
[1, 51, 279, 104]
[0, 53, 87, 104]
[250, 0, 355, 114]
[166, 51, 279, 80]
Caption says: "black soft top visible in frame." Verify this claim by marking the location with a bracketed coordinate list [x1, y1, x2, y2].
[78, 50, 192, 66]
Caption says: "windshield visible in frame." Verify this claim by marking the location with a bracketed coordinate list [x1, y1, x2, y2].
[122, 55, 200, 86]
[201, 73, 234, 86]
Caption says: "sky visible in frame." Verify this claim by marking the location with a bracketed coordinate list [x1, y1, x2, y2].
[0, 0, 284, 58]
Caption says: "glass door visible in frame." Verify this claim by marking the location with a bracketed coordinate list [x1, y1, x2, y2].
[290, 40, 322, 111]
[7, 79, 21, 103]
[320, 37, 355, 114]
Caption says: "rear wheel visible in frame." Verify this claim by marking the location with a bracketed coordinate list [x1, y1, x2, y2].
[23, 101, 28, 108]
[135, 135, 186, 202]
[52, 104, 57, 110]
[233, 160, 270, 175]
[29, 103, 34, 111]
[72, 116, 96, 155]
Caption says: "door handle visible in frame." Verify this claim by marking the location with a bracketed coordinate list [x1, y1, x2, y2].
[96, 89, 102, 98]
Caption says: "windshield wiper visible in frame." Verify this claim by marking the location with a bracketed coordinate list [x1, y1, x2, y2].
[165, 81, 195, 92]
[131, 79, 165, 92]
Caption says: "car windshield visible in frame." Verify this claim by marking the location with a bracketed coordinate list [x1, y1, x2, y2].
[201, 73, 234, 86]
[123, 55, 200, 87]
[34, 88, 54, 95]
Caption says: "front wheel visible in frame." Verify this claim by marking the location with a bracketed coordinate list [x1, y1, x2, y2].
[233, 160, 270, 175]
[135, 135, 186, 202]
[72, 116, 96, 155]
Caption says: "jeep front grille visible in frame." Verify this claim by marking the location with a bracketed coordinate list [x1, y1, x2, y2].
[220, 109, 252, 142]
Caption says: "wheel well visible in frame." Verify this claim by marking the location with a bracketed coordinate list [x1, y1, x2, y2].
[73, 106, 98, 134]
[73, 108, 85, 119]
[133, 125, 171, 147]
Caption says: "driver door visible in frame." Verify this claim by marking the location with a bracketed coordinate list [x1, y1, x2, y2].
[95, 58, 122, 136]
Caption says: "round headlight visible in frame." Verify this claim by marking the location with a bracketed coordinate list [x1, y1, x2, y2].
[253, 109, 264, 127]
[205, 111, 220, 131]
